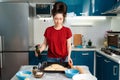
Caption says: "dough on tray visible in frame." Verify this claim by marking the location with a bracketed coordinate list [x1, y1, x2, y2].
[44, 64, 68, 71]
[44, 66, 55, 71]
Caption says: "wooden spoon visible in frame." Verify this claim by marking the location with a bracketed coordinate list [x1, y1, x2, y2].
[75, 66, 85, 74]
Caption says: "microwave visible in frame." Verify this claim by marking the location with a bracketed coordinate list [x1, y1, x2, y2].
[35, 3, 53, 17]
[107, 34, 120, 48]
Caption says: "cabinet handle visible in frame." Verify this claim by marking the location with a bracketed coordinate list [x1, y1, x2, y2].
[104, 59, 111, 63]
[82, 53, 89, 56]
[96, 55, 102, 57]
[113, 66, 118, 76]
[80, 12, 87, 16]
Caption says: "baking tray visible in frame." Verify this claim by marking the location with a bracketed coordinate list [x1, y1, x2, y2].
[40, 62, 70, 73]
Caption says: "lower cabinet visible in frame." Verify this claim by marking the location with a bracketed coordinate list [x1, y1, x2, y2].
[96, 52, 119, 80]
[71, 51, 94, 75]
[29, 51, 47, 65]
[96, 53, 103, 80]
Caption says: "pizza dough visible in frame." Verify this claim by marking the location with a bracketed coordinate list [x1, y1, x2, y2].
[44, 64, 68, 71]
[44, 66, 55, 71]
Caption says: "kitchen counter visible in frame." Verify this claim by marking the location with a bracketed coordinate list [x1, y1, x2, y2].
[72, 47, 96, 51]
[72, 48, 120, 64]
[73, 48, 120, 64]
[29, 46, 120, 64]
[11, 65, 96, 80]
[29, 46, 96, 51]
[96, 50, 120, 64]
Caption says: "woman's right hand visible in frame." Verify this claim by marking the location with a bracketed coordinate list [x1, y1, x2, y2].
[35, 44, 41, 57]
[35, 50, 39, 57]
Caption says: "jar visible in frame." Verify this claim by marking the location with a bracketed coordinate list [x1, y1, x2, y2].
[32, 66, 38, 75]
[104, 39, 108, 48]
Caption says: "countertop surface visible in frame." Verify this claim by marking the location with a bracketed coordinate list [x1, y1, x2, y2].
[29, 46, 97, 51]
[11, 65, 97, 80]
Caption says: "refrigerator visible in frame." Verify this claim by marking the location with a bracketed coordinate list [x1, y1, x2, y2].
[0, 2, 32, 80]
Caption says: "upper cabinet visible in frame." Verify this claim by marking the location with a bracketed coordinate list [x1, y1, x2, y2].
[57, 0, 92, 16]
[102, 0, 120, 14]
[93, 0, 117, 16]
[56, 0, 117, 16]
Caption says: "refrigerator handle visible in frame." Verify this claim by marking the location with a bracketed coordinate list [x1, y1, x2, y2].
[2, 36, 4, 51]
[0, 36, 4, 68]
[0, 53, 2, 68]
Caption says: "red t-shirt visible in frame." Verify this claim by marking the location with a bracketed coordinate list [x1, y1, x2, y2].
[44, 26, 72, 58]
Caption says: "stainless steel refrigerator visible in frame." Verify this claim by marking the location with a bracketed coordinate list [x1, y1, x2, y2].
[0, 2, 32, 80]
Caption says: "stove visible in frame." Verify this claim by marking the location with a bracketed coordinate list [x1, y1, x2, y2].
[101, 48, 120, 56]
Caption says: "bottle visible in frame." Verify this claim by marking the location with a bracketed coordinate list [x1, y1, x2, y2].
[38, 62, 42, 70]
[82, 35, 86, 48]
[88, 39, 92, 46]
[35, 44, 41, 57]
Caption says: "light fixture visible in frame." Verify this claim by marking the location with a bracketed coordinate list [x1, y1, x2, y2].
[67, 16, 106, 20]
[71, 23, 93, 25]
[71, 22, 93, 27]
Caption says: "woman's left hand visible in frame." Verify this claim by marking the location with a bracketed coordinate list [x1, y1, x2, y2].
[68, 57, 73, 67]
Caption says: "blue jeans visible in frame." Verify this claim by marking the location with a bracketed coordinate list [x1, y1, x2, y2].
[47, 57, 68, 62]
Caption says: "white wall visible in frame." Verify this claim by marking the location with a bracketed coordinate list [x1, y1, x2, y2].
[70, 20, 111, 48]
[111, 14, 120, 31]
[33, 17, 72, 45]
[33, 17, 111, 48]
[33, 18, 54, 45]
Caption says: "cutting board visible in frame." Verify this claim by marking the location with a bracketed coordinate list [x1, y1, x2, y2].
[73, 34, 82, 47]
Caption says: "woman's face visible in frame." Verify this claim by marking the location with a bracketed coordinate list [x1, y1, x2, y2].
[53, 13, 64, 26]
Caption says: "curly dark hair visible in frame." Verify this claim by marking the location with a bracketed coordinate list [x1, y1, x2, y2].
[52, 1, 67, 18]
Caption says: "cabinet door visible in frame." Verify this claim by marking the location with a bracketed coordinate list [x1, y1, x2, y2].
[72, 51, 94, 74]
[29, 51, 40, 65]
[93, 0, 117, 16]
[102, 57, 119, 80]
[96, 52, 104, 80]
[71, 51, 77, 65]
[102, 57, 112, 80]
[56, 0, 91, 16]
[96, 52, 119, 80]
[29, 51, 47, 65]
[40, 51, 48, 62]
[109, 61, 119, 80]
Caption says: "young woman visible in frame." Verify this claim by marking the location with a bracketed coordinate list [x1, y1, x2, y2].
[35, 1, 72, 64]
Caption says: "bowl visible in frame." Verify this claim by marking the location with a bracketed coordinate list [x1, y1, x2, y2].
[34, 71, 44, 78]
[65, 69, 79, 78]
[16, 70, 32, 80]
[75, 45, 83, 48]
[72, 74, 97, 80]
